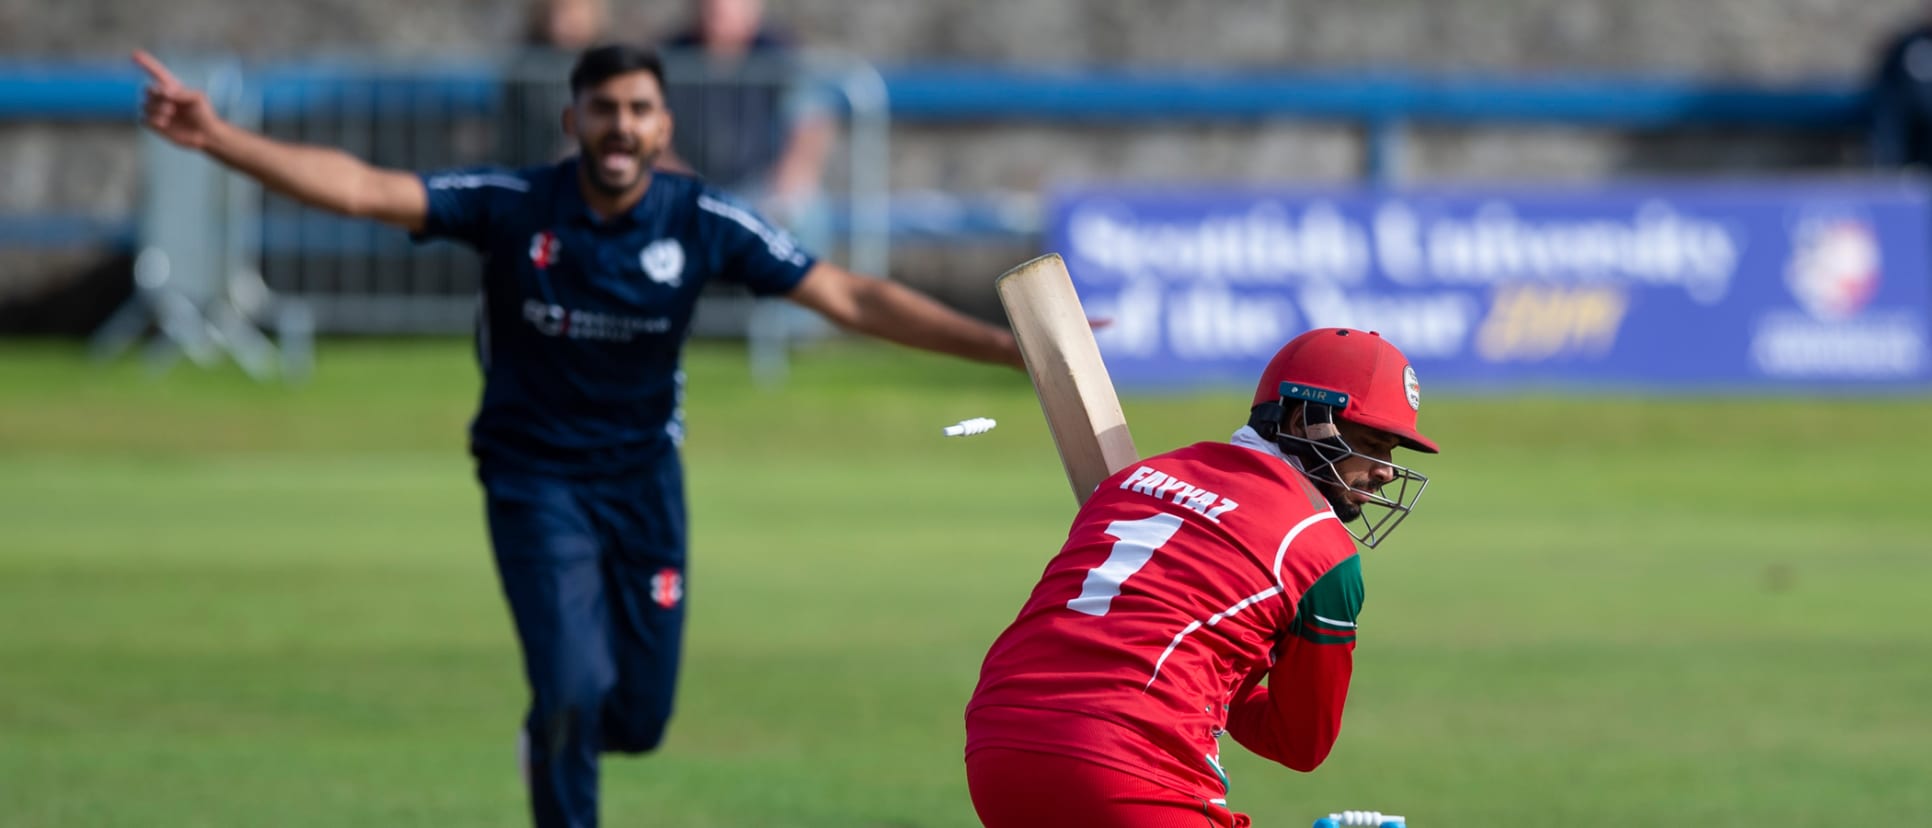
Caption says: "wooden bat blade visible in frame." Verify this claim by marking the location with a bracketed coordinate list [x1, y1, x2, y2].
[996, 253, 1139, 504]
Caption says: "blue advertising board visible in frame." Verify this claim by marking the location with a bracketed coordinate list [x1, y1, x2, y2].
[1048, 180, 1932, 391]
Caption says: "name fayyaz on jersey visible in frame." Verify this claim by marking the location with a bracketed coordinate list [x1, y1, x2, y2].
[1119, 466, 1239, 523]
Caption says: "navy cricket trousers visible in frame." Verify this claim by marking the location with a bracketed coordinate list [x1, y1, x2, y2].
[481, 449, 687, 828]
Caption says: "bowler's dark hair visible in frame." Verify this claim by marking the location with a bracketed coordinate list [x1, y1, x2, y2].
[569, 44, 666, 96]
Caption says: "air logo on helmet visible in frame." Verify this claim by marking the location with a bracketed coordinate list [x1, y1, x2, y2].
[1281, 383, 1348, 407]
[1403, 365, 1421, 411]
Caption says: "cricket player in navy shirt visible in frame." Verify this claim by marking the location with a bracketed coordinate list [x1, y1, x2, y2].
[136, 45, 1022, 828]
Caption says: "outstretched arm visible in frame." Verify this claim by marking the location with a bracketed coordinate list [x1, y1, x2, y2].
[135, 50, 428, 232]
[785, 262, 1023, 368]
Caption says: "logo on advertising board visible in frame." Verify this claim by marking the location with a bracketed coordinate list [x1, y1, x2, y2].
[1751, 214, 1924, 380]
[1785, 219, 1880, 322]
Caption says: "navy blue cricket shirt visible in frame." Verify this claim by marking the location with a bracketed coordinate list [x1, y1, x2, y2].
[415, 159, 817, 475]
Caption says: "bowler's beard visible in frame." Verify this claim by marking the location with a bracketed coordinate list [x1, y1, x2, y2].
[578, 137, 655, 196]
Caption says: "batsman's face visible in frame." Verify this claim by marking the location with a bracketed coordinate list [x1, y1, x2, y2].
[566, 71, 671, 196]
[1317, 419, 1401, 521]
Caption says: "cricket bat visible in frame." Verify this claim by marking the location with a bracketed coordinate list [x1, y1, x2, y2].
[996, 253, 1139, 505]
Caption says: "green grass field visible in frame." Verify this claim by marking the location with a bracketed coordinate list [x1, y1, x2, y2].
[2, 339, 1928, 827]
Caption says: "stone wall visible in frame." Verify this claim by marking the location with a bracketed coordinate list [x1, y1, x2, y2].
[4, 0, 1924, 328]
[9, 0, 1919, 76]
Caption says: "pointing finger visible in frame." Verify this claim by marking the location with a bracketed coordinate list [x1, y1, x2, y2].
[131, 49, 182, 91]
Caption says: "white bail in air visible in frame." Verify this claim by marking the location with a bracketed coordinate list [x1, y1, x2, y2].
[943, 417, 997, 437]
[1330, 811, 1405, 827]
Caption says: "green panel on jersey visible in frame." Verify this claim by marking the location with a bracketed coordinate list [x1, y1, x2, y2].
[1292, 554, 1363, 645]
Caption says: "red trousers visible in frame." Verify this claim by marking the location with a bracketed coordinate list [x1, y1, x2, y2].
[967, 748, 1251, 828]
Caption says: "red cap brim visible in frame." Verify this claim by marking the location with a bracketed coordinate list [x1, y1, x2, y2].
[1346, 411, 1440, 454]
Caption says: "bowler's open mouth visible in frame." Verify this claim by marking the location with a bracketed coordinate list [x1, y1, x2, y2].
[597, 142, 639, 176]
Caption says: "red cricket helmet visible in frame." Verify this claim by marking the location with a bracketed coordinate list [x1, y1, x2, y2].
[1251, 328, 1439, 454]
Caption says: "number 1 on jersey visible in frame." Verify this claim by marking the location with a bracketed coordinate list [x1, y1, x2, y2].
[1068, 512, 1184, 616]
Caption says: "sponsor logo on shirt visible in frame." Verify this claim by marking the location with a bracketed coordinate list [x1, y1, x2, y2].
[522, 299, 671, 342]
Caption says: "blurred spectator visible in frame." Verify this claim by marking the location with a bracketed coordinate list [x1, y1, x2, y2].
[1869, 4, 1932, 168]
[659, 0, 839, 362]
[501, 0, 610, 164]
[658, 0, 835, 224]
[525, 0, 606, 52]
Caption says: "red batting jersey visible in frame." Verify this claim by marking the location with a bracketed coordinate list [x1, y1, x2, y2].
[966, 438, 1366, 801]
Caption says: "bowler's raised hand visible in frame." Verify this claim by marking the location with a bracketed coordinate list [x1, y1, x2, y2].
[134, 50, 220, 149]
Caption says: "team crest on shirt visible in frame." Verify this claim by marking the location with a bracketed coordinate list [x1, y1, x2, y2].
[650, 567, 684, 609]
[528, 230, 562, 270]
[641, 239, 685, 287]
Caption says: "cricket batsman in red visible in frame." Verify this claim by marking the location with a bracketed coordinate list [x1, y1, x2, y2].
[965, 327, 1440, 827]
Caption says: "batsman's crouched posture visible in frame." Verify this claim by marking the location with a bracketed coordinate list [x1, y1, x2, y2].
[966, 328, 1439, 828]
[137, 44, 1021, 828]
